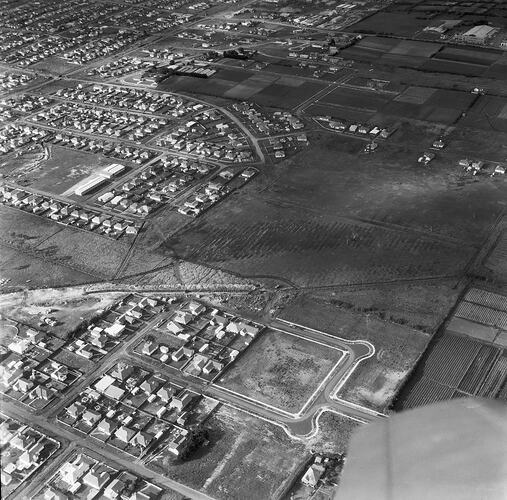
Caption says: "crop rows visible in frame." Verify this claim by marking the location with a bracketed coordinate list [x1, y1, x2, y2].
[464, 288, 507, 313]
[423, 333, 482, 387]
[477, 354, 507, 399]
[455, 301, 507, 330]
[457, 345, 501, 395]
[397, 378, 454, 410]
[187, 219, 465, 262]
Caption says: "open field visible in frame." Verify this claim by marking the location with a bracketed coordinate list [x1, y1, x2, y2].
[171, 203, 473, 288]
[164, 126, 507, 288]
[34, 226, 130, 279]
[149, 404, 309, 500]
[347, 12, 432, 37]
[318, 86, 393, 113]
[341, 35, 507, 83]
[383, 87, 475, 124]
[458, 95, 507, 132]
[313, 279, 462, 333]
[308, 411, 360, 455]
[2, 145, 116, 196]
[159, 71, 327, 109]
[219, 328, 343, 413]
[0, 205, 64, 250]
[484, 230, 507, 280]
[0, 244, 96, 289]
[0, 286, 123, 339]
[280, 295, 430, 412]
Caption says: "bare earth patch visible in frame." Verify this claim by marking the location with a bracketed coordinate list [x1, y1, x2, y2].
[218, 328, 343, 413]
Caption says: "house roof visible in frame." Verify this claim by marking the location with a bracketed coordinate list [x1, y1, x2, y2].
[95, 374, 115, 393]
[302, 464, 325, 486]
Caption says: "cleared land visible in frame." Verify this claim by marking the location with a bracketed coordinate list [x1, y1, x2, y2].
[2, 145, 115, 196]
[280, 295, 430, 412]
[149, 405, 308, 500]
[159, 72, 327, 109]
[0, 286, 123, 339]
[166, 127, 505, 288]
[219, 328, 343, 413]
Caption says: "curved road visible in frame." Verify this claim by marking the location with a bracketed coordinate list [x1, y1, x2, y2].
[210, 318, 381, 438]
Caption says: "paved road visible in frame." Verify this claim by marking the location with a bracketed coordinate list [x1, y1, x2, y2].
[2, 307, 381, 498]
[3, 401, 214, 500]
[208, 319, 381, 437]
[120, 316, 380, 437]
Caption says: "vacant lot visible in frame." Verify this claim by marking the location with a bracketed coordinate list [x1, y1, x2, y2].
[3, 145, 114, 196]
[0, 206, 63, 250]
[0, 245, 96, 289]
[167, 125, 504, 288]
[384, 87, 475, 124]
[319, 86, 393, 112]
[0, 285, 123, 339]
[347, 12, 431, 37]
[309, 411, 360, 454]
[160, 72, 326, 109]
[313, 279, 462, 333]
[149, 405, 308, 500]
[35, 227, 130, 278]
[459, 95, 507, 132]
[280, 294, 431, 412]
[219, 329, 343, 413]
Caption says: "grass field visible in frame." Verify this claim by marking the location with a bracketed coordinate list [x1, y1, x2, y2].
[484, 230, 507, 280]
[347, 12, 431, 37]
[167, 125, 503, 288]
[0, 243, 95, 289]
[313, 279, 462, 333]
[219, 328, 343, 413]
[149, 405, 308, 500]
[4, 145, 115, 196]
[280, 294, 431, 412]
[159, 71, 327, 109]
[458, 95, 507, 132]
[384, 88, 475, 124]
[35, 226, 130, 278]
[0, 205, 63, 250]
[318, 87, 393, 112]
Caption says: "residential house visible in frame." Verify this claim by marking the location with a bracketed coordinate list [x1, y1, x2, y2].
[157, 385, 175, 403]
[115, 426, 135, 443]
[173, 310, 193, 325]
[97, 418, 116, 435]
[104, 478, 125, 499]
[301, 463, 326, 488]
[83, 467, 110, 490]
[140, 377, 159, 395]
[66, 402, 85, 420]
[33, 385, 52, 400]
[112, 363, 134, 381]
[105, 323, 126, 337]
[167, 431, 189, 456]
[169, 391, 193, 412]
[187, 301, 206, 315]
[82, 409, 101, 427]
[131, 431, 152, 448]
[104, 383, 125, 401]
